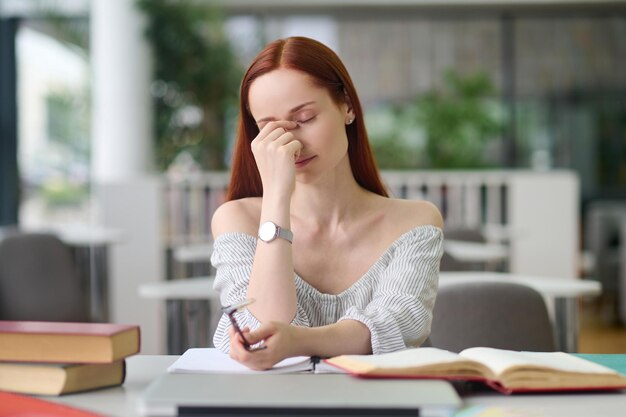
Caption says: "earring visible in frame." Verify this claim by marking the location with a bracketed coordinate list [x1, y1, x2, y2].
[346, 118, 354, 125]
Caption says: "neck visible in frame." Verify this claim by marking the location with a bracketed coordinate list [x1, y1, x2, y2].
[290, 159, 371, 231]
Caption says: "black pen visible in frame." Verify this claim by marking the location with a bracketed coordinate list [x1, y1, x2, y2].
[222, 298, 267, 352]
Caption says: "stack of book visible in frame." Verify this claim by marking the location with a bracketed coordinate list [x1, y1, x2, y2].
[0, 321, 140, 396]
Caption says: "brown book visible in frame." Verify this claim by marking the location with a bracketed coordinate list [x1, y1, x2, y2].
[325, 347, 626, 394]
[0, 321, 140, 363]
[0, 360, 125, 395]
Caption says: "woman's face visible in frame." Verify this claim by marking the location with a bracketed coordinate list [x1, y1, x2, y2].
[247, 68, 354, 183]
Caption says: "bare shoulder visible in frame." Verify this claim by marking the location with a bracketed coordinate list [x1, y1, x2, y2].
[385, 198, 444, 230]
[211, 197, 261, 239]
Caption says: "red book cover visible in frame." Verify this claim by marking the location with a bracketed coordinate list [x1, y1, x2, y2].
[0, 391, 106, 417]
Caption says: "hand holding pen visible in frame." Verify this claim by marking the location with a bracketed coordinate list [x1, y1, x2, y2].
[222, 298, 267, 352]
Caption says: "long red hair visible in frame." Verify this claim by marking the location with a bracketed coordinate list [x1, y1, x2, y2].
[226, 36, 388, 200]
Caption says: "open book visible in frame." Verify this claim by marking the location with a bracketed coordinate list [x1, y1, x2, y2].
[324, 347, 626, 394]
[168, 348, 340, 374]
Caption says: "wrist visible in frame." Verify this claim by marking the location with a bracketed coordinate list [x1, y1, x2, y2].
[290, 326, 313, 357]
[261, 197, 291, 226]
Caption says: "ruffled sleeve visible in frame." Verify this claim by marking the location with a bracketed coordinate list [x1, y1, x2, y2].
[338, 226, 443, 354]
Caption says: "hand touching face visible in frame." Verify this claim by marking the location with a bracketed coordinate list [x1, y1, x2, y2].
[248, 68, 354, 193]
[250, 120, 302, 198]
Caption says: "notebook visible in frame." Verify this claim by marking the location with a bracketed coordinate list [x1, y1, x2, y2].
[167, 348, 338, 374]
[137, 372, 461, 417]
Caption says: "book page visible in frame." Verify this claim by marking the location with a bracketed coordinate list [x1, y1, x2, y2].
[345, 348, 465, 367]
[460, 347, 619, 376]
[167, 348, 313, 374]
[326, 347, 475, 375]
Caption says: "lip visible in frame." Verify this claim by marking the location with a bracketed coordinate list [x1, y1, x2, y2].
[295, 155, 316, 168]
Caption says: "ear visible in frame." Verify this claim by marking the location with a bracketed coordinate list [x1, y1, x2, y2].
[343, 89, 355, 125]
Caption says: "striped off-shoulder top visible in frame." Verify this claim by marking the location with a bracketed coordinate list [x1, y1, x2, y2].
[211, 225, 443, 355]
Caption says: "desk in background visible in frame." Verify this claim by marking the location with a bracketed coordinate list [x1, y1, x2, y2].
[50, 355, 626, 417]
[443, 239, 509, 270]
[139, 272, 600, 354]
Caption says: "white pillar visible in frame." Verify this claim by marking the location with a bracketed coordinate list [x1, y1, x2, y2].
[91, 0, 153, 182]
[90, 0, 164, 354]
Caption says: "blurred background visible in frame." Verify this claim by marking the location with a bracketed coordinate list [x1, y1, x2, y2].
[0, 0, 625, 355]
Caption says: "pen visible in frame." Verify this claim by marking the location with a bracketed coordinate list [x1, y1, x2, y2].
[222, 298, 267, 352]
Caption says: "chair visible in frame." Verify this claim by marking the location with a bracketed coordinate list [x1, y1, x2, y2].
[429, 281, 555, 352]
[0, 232, 90, 322]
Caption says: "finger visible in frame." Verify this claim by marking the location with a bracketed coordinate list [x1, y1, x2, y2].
[283, 140, 303, 159]
[262, 127, 287, 142]
[258, 121, 298, 139]
[246, 324, 275, 345]
[270, 131, 296, 147]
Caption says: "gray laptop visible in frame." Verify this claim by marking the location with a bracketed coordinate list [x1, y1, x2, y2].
[137, 373, 461, 417]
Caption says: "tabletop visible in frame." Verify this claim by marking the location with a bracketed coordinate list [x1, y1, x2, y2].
[443, 240, 509, 263]
[49, 355, 626, 417]
[139, 272, 600, 301]
[439, 271, 601, 298]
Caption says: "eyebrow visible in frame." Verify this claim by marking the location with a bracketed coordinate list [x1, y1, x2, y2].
[255, 101, 316, 124]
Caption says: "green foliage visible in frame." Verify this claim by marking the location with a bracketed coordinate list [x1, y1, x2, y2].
[367, 106, 425, 169]
[46, 91, 90, 159]
[41, 179, 89, 207]
[369, 70, 503, 169]
[416, 70, 503, 168]
[137, 0, 242, 170]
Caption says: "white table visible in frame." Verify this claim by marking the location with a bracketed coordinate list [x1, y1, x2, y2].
[140, 272, 600, 353]
[444, 240, 509, 263]
[49, 355, 626, 417]
[440, 271, 602, 352]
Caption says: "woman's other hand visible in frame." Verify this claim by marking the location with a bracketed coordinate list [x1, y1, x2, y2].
[228, 322, 302, 371]
[251, 120, 302, 199]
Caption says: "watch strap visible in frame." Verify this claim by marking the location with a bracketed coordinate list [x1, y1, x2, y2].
[277, 226, 293, 243]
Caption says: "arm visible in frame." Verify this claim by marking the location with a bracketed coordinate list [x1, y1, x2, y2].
[229, 320, 371, 371]
[246, 120, 301, 323]
[230, 225, 444, 368]
[211, 208, 311, 353]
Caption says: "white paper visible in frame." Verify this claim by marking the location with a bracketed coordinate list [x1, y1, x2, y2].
[167, 348, 315, 374]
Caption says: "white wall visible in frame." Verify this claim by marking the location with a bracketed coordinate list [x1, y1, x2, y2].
[508, 171, 580, 279]
[96, 178, 165, 354]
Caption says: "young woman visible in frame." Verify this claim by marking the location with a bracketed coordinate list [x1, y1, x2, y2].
[211, 36, 443, 370]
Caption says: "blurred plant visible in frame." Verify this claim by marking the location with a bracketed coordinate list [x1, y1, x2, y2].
[415, 70, 503, 168]
[42, 178, 88, 207]
[137, 0, 242, 170]
[367, 106, 425, 169]
[369, 70, 503, 169]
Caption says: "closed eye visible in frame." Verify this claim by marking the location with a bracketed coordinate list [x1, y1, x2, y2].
[295, 115, 316, 125]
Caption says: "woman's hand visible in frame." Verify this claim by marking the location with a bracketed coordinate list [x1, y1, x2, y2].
[228, 322, 302, 370]
[251, 121, 302, 199]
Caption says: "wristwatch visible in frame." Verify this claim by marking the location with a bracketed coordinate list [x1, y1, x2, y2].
[258, 221, 293, 244]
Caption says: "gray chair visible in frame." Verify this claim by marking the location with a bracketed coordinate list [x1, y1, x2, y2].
[429, 281, 555, 352]
[0, 232, 90, 322]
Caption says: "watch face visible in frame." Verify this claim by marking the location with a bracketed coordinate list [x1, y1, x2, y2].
[258, 221, 278, 242]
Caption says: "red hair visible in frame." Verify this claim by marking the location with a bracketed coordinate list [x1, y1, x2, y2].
[226, 36, 388, 200]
